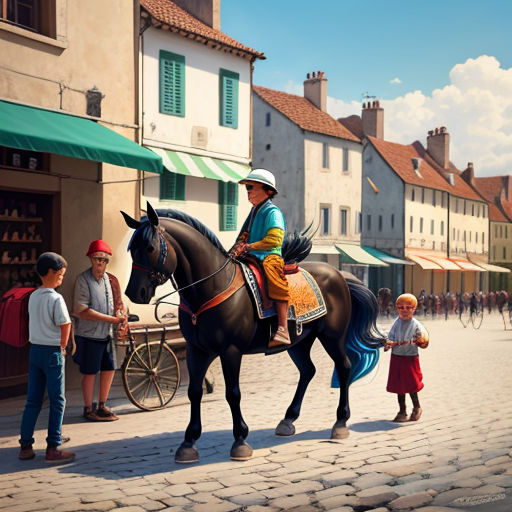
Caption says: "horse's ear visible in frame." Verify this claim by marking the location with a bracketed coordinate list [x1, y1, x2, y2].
[146, 201, 159, 227]
[121, 211, 141, 230]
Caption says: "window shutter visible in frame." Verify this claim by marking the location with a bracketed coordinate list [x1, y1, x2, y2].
[160, 171, 185, 200]
[219, 182, 238, 230]
[160, 50, 185, 117]
[219, 69, 239, 129]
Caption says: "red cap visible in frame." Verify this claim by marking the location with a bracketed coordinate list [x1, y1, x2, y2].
[86, 239, 112, 257]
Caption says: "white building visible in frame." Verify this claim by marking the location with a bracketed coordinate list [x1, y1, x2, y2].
[252, 72, 385, 282]
[139, 0, 264, 249]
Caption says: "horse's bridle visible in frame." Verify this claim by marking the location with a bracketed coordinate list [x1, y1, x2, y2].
[131, 230, 171, 287]
[135, 230, 237, 322]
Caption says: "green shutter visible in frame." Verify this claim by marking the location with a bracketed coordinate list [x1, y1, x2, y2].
[219, 68, 239, 129]
[219, 181, 238, 230]
[160, 170, 185, 200]
[159, 50, 185, 117]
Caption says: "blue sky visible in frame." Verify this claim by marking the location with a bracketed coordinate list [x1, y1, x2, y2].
[222, 1, 512, 176]
[222, 0, 511, 101]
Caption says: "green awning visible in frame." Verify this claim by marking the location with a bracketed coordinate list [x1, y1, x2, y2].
[0, 100, 162, 173]
[146, 146, 250, 183]
[363, 246, 414, 265]
[336, 243, 388, 266]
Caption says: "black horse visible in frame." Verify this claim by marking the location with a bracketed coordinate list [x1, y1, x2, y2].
[122, 203, 385, 462]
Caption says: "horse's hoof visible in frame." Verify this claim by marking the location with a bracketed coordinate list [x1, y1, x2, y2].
[275, 419, 296, 436]
[175, 443, 199, 463]
[331, 421, 350, 440]
[230, 440, 253, 461]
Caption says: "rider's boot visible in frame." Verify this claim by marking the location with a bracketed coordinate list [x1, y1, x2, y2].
[269, 300, 291, 348]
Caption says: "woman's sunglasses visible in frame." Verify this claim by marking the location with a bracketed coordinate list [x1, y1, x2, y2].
[245, 185, 254, 191]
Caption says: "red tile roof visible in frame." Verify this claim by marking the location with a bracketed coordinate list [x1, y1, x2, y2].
[253, 85, 360, 142]
[337, 115, 364, 139]
[368, 137, 484, 201]
[474, 176, 512, 222]
[140, 0, 264, 60]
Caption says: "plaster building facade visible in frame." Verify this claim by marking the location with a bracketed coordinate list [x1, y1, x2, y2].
[0, 0, 162, 396]
[139, 0, 264, 251]
[252, 73, 385, 282]
[361, 120, 489, 296]
[466, 174, 512, 289]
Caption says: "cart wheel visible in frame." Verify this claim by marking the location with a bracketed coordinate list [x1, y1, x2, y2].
[122, 341, 180, 411]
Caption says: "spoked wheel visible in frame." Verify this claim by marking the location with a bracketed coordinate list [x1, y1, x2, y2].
[471, 308, 483, 329]
[459, 307, 470, 328]
[122, 341, 180, 411]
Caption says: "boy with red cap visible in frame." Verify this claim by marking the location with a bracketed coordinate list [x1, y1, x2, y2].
[72, 240, 127, 421]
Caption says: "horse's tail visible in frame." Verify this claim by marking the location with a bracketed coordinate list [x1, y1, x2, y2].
[343, 278, 386, 386]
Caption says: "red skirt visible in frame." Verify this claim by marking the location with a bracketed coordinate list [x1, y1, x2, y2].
[386, 354, 424, 394]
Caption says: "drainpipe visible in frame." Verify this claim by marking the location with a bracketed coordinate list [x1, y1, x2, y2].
[446, 192, 451, 292]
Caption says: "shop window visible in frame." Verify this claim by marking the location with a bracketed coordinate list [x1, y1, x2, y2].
[1, 145, 49, 172]
[218, 181, 238, 231]
[160, 170, 185, 201]
[219, 68, 239, 129]
[159, 50, 185, 117]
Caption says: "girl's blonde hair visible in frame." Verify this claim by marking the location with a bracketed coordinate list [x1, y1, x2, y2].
[396, 293, 418, 307]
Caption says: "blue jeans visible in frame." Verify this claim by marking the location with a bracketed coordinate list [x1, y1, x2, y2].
[19, 344, 66, 448]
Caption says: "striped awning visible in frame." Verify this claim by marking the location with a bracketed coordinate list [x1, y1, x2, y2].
[146, 146, 250, 183]
[448, 257, 485, 272]
[363, 246, 414, 265]
[336, 243, 388, 266]
[468, 255, 511, 273]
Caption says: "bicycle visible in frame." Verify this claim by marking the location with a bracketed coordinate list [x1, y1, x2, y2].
[457, 293, 470, 328]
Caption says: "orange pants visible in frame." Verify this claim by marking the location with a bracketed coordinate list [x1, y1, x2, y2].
[263, 254, 290, 302]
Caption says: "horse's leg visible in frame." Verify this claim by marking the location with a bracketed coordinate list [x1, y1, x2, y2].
[175, 344, 215, 463]
[317, 336, 351, 440]
[220, 346, 252, 461]
[275, 335, 316, 436]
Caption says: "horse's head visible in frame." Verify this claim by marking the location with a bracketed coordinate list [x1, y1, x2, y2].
[121, 202, 177, 304]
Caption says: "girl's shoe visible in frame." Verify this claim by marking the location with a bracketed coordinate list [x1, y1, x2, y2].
[410, 407, 422, 421]
[392, 412, 409, 422]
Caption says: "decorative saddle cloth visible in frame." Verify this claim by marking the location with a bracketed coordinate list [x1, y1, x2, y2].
[240, 261, 327, 331]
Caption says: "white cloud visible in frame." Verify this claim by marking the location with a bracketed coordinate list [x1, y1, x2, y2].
[326, 55, 512, 176]
[390, 77, 402, 84]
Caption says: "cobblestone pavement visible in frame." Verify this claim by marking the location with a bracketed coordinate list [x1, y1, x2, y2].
[1, 313, 512, 512]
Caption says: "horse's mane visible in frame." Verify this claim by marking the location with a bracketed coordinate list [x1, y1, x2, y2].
[155, 209, 229, 256]
[154, 209, 314, 264]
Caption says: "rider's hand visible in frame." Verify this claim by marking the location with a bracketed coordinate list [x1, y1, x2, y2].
[383, 340, 392, 351]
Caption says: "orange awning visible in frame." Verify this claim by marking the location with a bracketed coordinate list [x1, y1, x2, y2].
[448, 257, 485, 272]
[405, 253, 443, 270]
[420, 255, 461, 271]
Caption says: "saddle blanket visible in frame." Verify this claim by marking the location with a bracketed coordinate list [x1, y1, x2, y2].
[240, 262, 327, 325]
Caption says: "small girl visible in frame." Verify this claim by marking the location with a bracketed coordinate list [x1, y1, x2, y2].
[384, 293, 429, 422]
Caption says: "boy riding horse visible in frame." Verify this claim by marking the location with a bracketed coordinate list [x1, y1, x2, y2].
[230, 169, 291, 348]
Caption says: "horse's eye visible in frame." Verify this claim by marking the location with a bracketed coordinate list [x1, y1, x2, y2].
[147, 246, 154, 254]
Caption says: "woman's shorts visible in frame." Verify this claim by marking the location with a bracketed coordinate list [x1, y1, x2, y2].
[73, 335, 114, 375]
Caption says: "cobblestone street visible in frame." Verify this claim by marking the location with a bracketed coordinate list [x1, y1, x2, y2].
[1, 313, 512, 512]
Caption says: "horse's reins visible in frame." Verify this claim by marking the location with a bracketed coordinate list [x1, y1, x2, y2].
[147, 231, 244, 324]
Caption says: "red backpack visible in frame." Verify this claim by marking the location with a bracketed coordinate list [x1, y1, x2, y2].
[0, 287, 36, 348]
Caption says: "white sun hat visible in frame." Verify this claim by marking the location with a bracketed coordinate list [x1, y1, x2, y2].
[239, 168, 278, 194]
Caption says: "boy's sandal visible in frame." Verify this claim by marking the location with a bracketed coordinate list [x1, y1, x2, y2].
[392, 412, 410, 422]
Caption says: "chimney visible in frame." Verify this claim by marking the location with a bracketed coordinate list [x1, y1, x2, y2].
[172, 0, 220, 30]
[427, 126, 450, 169]
[461, 162, 475, 187]
[303, 71, 327, 112]
[362, 100, 384, 139]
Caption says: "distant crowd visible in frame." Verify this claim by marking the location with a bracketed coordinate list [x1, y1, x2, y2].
[377, 288, 512, 317]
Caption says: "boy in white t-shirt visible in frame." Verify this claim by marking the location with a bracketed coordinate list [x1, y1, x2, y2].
[18, 252, 75, 463]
